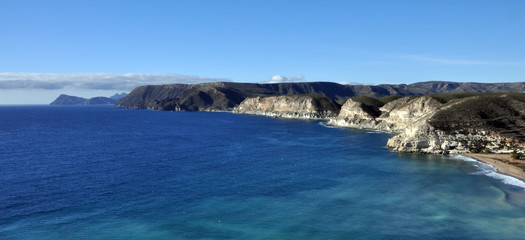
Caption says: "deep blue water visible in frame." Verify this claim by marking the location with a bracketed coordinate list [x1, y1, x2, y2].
[1, 105, 525, 239]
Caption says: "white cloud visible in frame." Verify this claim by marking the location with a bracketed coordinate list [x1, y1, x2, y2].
[336, 81, 363, 85]
[266, 74, 305, 83]
[0, 73, 228, 90]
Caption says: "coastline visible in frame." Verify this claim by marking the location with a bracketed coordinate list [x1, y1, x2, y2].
[463, 153, 525, 182]
[128, 108, 525, 183]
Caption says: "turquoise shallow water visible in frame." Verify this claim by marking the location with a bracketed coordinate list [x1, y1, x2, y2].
[1, 106, 524, 239]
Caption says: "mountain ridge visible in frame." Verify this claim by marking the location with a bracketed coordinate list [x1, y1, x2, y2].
[116, 81, 525, 111]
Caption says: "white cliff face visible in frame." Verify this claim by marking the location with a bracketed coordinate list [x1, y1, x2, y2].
[330, 96, 524, 154]
[387, 128, 522, 154]
[328, 99, 378, 129]
[330, 96, 442, 132]
[376, 96, 443, 132]
[234, 96, 339, 120]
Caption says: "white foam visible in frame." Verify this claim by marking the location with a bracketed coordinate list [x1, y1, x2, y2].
[318, 122, 336, 128]
[454, 155, 525, 190]
[365, 131, 382, 134]
[454, 155, 478, 162]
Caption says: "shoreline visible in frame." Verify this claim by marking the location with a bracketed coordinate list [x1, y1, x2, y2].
[122, 108, 525, 182]
[463, 153, 525, 182]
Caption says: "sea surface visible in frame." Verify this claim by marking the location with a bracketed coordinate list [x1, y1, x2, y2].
[1, 105, 525, 239]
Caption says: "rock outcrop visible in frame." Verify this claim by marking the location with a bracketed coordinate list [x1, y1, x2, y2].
[375, 96, 442, 133]
[330, 93, 525, 154]
[386, 128, 522, 154]
[234, 95, 340, 119]
[328, 99, 378, 129]
[329, 96, 442, 131]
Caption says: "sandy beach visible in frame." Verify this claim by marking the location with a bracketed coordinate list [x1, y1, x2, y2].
[464, 153, 525, 181]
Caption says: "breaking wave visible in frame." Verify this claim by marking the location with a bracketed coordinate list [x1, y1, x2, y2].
[454, 155, 525, 190]
[318, 121, 336, 128]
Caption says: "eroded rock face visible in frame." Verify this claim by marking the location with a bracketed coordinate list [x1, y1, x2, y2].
[387, 128, 522, 154]
[234, 95, 340, 119]
[377, 96, 442, 132]
[330, 96, 443, 132]
[328, 99, 378, 129]
[330, 95, 525, 154]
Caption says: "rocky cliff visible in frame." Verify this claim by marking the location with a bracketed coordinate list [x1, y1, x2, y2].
[115, 81, 525, 111]
[330, 93, 525, 154]
[234, 95, 340, 119]
[329, 96, 442, 131]
[328, 99, 379, 129]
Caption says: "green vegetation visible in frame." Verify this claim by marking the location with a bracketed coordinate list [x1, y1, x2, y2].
[511, 150, 525, 160]
[428, 92, 525, 141]
[428, 92, 488, 104]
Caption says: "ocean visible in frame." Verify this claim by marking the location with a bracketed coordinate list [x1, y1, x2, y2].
[1, 105, 524, 239]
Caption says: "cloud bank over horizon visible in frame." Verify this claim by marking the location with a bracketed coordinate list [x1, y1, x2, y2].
[0, 73, 229, 91]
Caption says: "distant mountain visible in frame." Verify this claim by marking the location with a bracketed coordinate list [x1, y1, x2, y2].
[110, 92, 128, 100]
[50, 94, 117, 105]
[115, 81, 525, 111]
[85, 97, 117, 105]
[384, 81, 525, 95]
[50, 94, 88, 105]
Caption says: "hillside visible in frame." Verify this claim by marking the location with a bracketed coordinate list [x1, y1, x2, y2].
[330, 92, 525, 153]
[116, 81, 525, 111]
[428, 93, 525, 141]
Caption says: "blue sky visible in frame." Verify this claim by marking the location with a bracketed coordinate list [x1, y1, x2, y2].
[1, 0, 524, 104]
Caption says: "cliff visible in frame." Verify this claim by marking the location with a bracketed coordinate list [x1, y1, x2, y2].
[50, 94, 117, 105]
[330, 93, 525, 154]
[234, 95, 340, 119]
[116, 82, 362, 111]
[328, 99, 379, 129]
[115, 81, 525, 112]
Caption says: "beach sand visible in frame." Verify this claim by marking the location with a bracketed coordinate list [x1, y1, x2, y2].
[464, 153, 525, 181]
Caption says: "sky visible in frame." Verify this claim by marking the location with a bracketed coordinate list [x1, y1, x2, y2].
[1, 0, 524, 104]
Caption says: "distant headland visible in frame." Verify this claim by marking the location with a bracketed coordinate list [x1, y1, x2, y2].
[50, 92, 127, 105]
